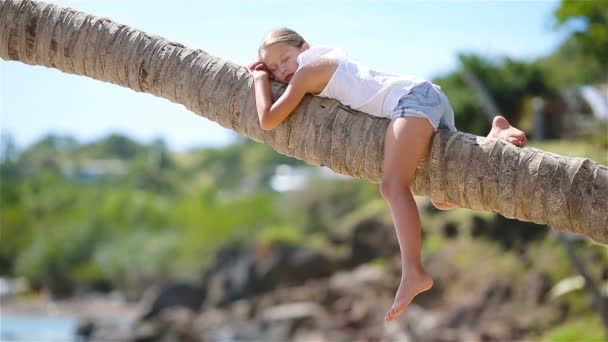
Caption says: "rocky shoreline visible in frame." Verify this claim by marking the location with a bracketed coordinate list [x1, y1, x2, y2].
[2, 293, 138, 319]
[4, 211, 605, 341]
[128, 261, 567, 342]
[125, 224, 574, 341]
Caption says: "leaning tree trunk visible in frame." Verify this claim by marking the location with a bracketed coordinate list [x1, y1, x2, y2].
[1, 0, 606, 244]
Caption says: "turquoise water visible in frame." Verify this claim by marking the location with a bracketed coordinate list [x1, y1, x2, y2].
[0, 315, 77, 341]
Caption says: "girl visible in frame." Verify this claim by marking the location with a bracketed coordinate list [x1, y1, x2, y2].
[248, 28, 527, 322]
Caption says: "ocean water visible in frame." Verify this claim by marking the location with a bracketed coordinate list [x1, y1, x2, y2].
[0, 315, 78, 342]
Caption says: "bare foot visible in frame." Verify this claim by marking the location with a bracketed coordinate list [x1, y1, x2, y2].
[487, 115, 527, 147]
[385, 271, 433, 322]
[431, 200, 458, 211]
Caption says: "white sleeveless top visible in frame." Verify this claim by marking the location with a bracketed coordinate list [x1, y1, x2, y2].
[296, 46, 427, 118]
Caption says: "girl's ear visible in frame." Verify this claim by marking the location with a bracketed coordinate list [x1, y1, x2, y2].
[301, 42, 310, 51]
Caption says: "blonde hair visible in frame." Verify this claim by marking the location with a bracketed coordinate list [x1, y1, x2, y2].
[258, 28, 307, 59]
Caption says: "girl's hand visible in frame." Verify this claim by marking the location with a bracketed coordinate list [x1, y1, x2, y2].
[248, 61, 274, 80]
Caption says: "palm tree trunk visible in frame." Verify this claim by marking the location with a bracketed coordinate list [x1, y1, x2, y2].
[1, 0, 606, 244]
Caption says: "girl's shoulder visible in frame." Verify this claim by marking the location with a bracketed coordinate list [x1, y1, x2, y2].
[294, 58, 340, 95]
[297, 45, 348, 70]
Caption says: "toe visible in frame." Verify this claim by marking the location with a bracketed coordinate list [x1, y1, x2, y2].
[385, 308, 395, 321]
[507, 137, 520, 145]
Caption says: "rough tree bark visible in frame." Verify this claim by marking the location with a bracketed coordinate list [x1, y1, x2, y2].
[1, 0, 606, 244]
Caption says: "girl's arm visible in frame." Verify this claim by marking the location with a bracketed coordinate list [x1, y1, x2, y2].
[250, 64, 319, 131]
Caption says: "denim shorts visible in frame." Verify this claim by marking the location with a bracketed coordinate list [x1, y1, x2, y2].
[390, 82, 457, 132]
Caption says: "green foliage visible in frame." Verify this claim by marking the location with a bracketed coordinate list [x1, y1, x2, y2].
[541, 314, 606, 341]
[527, 139, 608, 164]
[422, 234, 445, 255]
[430, 0, 608, 136]
[0, 144, 28, 273]
[171, 185, 287, 274]
[94, 230, 182, 289]
[554, 0, 608, 69]
[535, 37, 606, 87]
[433, 54, 555, 134]
[79, 133, 143, 160]
[284, 178, 379, 234]
[0, 131, 305, 295]
[256, 224, 303, 245]
[433, 70, 486, 135]
[196, 137, 307, 192]
[15, 221, 106, 296]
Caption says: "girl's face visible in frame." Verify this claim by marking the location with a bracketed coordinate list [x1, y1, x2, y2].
[260, 42, 309, 84]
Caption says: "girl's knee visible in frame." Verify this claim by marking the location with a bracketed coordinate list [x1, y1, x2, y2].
[380, 177, 410, 201]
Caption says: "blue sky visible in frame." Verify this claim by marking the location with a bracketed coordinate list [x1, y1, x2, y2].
[1, 0, 569, 152]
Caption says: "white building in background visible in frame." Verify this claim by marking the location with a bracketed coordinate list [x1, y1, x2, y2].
[0, 277, 29, 299]
[61, 158, 127, 182]
[579, 85, 608, 121]
[269, 164, 351, 192]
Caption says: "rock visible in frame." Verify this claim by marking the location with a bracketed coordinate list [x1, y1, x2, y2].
[482, 280, 513, 304]
[483, 215, 549, 249]
[471, 215, 490, 238]
[292, 331, 327, 342]
[231, 299, 255, 321]
[200, 244, 257, 307]
[478, 321, 525, 341]
[198, 241, 339, 309]
[193, 308, 228, 333]
[443, 282, 514, 330]
[383, 319, 414, 342]
[444, 301, 485, 329]
[329, 264, 385, 292]
[261, 301, 326, 322]
[400, 304, 441, 338]
[262, 302, 327, 340]
[131, 320, 160, 342]
[75, 318, 95, 341]
[159, 307, 198, 341]
[525, 271, 552, 306]
[254, 242, 338, 292]
[132, 307, 199, 342]
[139, 282, 205, 321]
[345, 218, 397, 267]
[470, 214, 549, 249]
[440, 220, 459, 239]
[203, 254, 256, 307]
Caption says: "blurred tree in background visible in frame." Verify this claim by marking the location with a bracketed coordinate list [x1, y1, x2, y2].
[554, 0, 608, 69]
[0, 132, 312, 297]
[433, 54, 554, 135]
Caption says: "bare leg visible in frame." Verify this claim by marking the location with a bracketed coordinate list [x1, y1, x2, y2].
[432, 115, 528, 210]
[380, 117, 435, 322]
